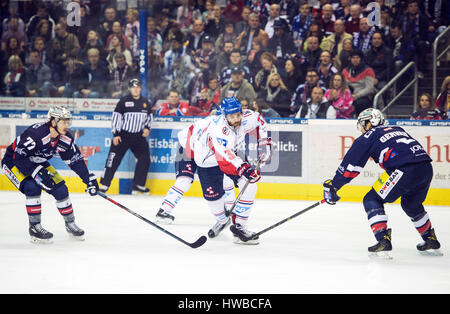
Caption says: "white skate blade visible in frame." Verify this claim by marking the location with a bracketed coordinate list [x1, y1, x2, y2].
[368, 251, 393, 260]
[132, 190, 150, 195]
[418, 249, 443, 256]
[233, 236, 259, 245]
[68, 233, 85, 241]
[30, 236, 53, 244]
[155, 217, 174, 225]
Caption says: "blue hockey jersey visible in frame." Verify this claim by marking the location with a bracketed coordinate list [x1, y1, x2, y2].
[332, 125, 432, 190]
[2, 122, 90, 183]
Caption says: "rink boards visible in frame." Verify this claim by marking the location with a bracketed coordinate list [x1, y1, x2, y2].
[0, 117, 449, 205]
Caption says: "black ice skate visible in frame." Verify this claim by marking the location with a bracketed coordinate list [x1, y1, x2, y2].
[155, 209, 175, 224]
[417, 229, 443, 256]
[132, 185, 150, 195]
[230, 223, 259, 245]
[29, 223, 53, 244]
[208, 218, 231, 238]
[65, 221, 85, 241]
[368, 228, 392, 259]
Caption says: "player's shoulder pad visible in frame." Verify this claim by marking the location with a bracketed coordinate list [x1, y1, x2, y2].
[58, 131, 74, 148]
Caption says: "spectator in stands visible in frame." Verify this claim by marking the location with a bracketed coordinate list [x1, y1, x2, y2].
[320, 19, 353, 70]
[106, 34, 133, 73]
[220, 49, 251, 85]
[147, 17, 163, 59]
[267, 18, 296, 65]
[193, 35, 217, 76]
[1, 17, 28, 52]
[79, 30, 107, 64]
[385, 22, 415, 74]
[52, 22, 80, 59]
[25, 49, 52, 97]
[318, 4, 336, 37]
[96, 6, 117, 44]
[31, 19, 53, 44]
[435, 76, 450, 119]
[291, 2, 313, 51]
[338, 37, 354, 71]
[317, 50, 339, 88]
[410, 93, 444, 120]
[263, 3, 284, 39]
[190, 74, 221, 116]
[335, 0, 351, 21]
[303, 20, 324, 48]
[290, 67, 327, 116]
[1, 3, 25, 34]
[110, 52, 135, 98]
[201, 0, 216, 23]
[324, 72, 354, 119]
[235, 5, 251, 34]
[252, 97, 281, 118]
[345, 3, 362, 36]
[156, 89, 191, 116]
[258, 72, 292, 117]
[235, 12, 269, 57]
[224, 0, 245, 23]
[176, 0, 201, 35]
[364, 30, 394, 90]
[254, 51, 278, 93]
[1, 54, 26, 97]
[215, 40, 234, 75]
[302, 35, 322, 71]
[214, 19, 237, 52]
[204, 5, 225, 39]
[186, 19, 207, 55]
[342, 49, 377, 115]
[26, 4, 55, 40]
[57, 56, 88, 98]
[295, 86, 336, 118]
[29, 36, 49, 68]
[246, 37, 265, 82]
[77, 48, 109, 98]
[124, 8, 140, 58]
[282, 57, 304, 94]
[353, 17, 375, 53]
[4, 36, 25, 63]
[106, 21, 131, 52]
[399, 0, 433, 77]
[219, 66, 256, 105]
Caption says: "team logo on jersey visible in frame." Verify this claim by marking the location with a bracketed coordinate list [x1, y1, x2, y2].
[222, 127, 230, 135]
[373, 169, 404, 199]
[125, 101, 134, 107]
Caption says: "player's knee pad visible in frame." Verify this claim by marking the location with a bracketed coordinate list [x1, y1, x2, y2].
[22, 178, 42, 197]
[363, 189, 384, 215]
[49, 182, 69, 201]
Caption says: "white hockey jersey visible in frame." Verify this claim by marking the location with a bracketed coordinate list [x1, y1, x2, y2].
[177, 110, 268, 175]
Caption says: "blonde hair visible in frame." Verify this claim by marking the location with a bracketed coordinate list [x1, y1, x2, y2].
[440, 76, 450, 94]
[265, 72, 288, 90]
[8, 54, 23, 70]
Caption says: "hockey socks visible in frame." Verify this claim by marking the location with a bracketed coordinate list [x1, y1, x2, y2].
[160, 176, 192, 214]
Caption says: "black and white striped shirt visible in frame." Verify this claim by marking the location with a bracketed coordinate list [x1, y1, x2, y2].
[112, 94, 152, 135]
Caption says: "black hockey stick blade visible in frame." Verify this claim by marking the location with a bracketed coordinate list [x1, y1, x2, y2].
[97, 192, 207, 249]
[234, 200, 326, 242]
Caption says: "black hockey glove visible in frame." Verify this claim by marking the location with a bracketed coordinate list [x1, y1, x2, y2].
[86, 173, 99, 196]
[237, 162, 261, 183]
[323, 179, 340, 205]
[32, 165, 55, 191]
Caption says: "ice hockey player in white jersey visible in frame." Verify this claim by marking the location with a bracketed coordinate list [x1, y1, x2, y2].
[189, 97, 271, 244]
[155, 112, 236, 224]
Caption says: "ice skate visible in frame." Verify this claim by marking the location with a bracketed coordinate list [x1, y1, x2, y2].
[29, 223, 53, 244]
[230, 223, 259, 245]
[65, 221, 85, 241]
[368, 229, 392, 259]
[132, 185, 150, 195]
[208, 217, 231, 238]
[417, 229, 443, 256]
[155, 209, 175, 224]
[99, 185, 109, 193]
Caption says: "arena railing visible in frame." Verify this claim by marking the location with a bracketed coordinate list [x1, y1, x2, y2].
[432, 25, 450, 99]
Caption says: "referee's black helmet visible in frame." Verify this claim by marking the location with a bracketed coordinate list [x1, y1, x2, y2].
[129, 78, 142, 87]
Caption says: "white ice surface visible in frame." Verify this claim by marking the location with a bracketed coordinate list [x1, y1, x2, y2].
[0, 190, 449, 294]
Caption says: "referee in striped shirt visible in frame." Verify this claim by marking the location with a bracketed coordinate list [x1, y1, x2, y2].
[100, 78, 152, 194]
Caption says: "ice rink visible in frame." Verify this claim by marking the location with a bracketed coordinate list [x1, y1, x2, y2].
[1, 190, 449, 294]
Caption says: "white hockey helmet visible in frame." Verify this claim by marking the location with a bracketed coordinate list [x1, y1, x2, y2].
[47, 106, 72, 123]
[357, 108, 385, 132]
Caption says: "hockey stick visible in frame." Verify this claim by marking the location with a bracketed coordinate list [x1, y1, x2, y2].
[231, 199, 326, 242]
[226, 158, 263, 217]
[97, 192, 207, 249]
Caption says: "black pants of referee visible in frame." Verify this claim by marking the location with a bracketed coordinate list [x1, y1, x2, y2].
[100, 132, 150, 188]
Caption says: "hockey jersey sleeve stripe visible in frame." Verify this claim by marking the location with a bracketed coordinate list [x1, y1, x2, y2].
[185, 124, 195, 159]
[207, 136, 239, 175]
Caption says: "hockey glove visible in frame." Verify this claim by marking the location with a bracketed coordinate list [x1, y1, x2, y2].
[258, 137, 272, 163]
[323, 179, 340, 205]
[32, 165, 55, 191]
[237, 162, 261, 183]
[86, 173, 99, 196]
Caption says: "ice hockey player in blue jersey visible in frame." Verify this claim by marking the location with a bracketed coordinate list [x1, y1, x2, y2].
[1, 106, 99, 243]
[322, 108, 442, 258]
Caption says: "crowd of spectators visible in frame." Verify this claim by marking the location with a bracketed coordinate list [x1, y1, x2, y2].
[0, 0, 449, 119]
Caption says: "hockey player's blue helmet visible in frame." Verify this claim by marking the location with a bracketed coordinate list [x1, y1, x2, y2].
[220, 97, 242, 115]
